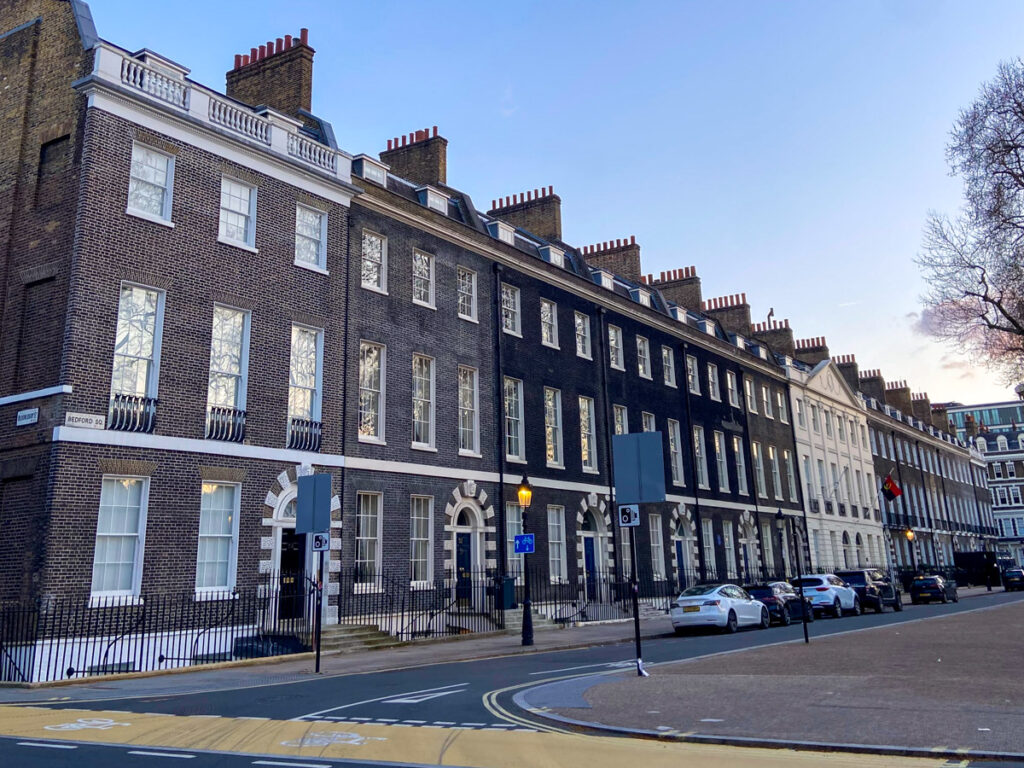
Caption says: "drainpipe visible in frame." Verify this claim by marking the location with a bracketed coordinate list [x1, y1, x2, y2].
[492, 264, 507, 581]
[596, 308, 618, 575]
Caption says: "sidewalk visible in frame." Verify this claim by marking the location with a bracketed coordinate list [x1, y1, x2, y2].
[527, 592, 1024, 758]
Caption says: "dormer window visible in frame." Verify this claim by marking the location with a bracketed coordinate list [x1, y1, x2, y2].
[353, 155, 389, 186]
[630, 288, 652, 307]
[539, 245, 564, 268]
[487, 221, 516, 245]
[699, 319, 717, 337]
[593, 270, 614, 290]
[669, 306, 687, 323]
[416, 186, 449, 215]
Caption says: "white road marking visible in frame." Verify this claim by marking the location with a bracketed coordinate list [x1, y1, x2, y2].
[402, 719, 427, 723]
[381, 688, 466, 704]
[433, 721, 455, 725]
[253, 762, 331, 768]
[376, 718, 398, 722]
[295, 682, 468, 719]
[17, 742, 77, 750]
[529, 662, 618, 675]
[700, 718, 724, 723]
[127, 751, 195, 759]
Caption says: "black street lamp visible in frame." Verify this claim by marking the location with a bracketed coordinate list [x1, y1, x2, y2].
[905, 528, 917, 573]
[517, 475, 534, 647]
[775, 509, 786, 579]
[781, 510, 811, 644]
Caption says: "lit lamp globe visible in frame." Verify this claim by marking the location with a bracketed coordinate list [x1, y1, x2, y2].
[517, 476, 533, 509]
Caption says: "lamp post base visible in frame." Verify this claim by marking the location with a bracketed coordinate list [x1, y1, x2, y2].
[521, 598, 534, 646]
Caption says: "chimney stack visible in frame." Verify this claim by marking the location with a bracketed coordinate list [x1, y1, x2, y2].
[644, 267, 702, 312]
[831, 353, 859, 393]
[380, 126, 448, 187]
[701, 293, 752, 337]
[226, 28, 314, 119]
[930, 402, 952, 433]
[911, 392, 932, 425]
[488, 186, 562, 242]
[858, 369, 886, 404]
[750, 317, 795, 356]
[579, 236, 641, 282]
[792, 336, 830, 366]
[885, 380, 914, 416]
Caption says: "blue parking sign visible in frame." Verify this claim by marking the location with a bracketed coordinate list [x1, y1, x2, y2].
[513, 534, 535, 555]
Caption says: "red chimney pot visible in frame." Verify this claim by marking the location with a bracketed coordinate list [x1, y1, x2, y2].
[284, 34, 293, 49]
[300, 28, 309, 46]
[234, 54, 242, 68]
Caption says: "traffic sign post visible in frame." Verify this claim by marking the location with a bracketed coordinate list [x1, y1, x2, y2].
[297, 474, 332, 674]
[618, 504, 640, 528]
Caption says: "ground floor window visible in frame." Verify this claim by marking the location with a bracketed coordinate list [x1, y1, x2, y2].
[196, 482, 238, 591]
[91, 477, 149, 596]
[356, 492, 382, 582]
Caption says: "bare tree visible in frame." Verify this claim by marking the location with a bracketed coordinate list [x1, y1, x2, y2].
[918, 60, 1024, 383]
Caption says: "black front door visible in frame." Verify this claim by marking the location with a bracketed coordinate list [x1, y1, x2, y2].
[455, 532, 472, 604]
[279, 528, 307, 621]
[584, 537, 597, 600]
[676, 540, 688, 591]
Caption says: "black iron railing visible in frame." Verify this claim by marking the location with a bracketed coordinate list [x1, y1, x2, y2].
[108, 394, 157, 433]
[287, 417, 322, 451]
[206, 406, 246, 442]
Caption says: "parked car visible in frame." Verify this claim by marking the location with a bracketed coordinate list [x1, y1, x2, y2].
[1003, 568, 1024, 591]
[670, 583, 770, 634]
[909, 574, 959, 604]
[791, 574, 861, 617]
[835, 568, 903, 613]
[744, 582, 815, 625]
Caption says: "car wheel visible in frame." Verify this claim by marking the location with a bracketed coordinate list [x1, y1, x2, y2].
[953, 590, 959, 603]
[759, 607, 771, 630]
[724, 610, 738, 634]
[780, 605, 792, 626]
[941, 592, 949, 604]
[894, 594, 903, 612]
[875, 597, 885, 614]
[832, 599, 843, 618]
[911, 597, 919, 605]
[851, 597, 861, 616]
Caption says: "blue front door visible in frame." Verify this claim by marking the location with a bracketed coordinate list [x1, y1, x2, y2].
[456, 532, 472, 604]
[676, 540, 688, 591]
[583, 537, 597, 600]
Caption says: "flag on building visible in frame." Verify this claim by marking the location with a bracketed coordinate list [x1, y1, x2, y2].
[881, 474, 902, 501]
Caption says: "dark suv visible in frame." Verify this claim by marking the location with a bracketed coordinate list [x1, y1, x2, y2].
[835, 568, 903, 613]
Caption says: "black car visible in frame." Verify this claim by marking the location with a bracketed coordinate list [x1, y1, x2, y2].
[1004, 568, 1024, 591]
[744, 582, 815, 625]
[835, 568, 903, 613]
[909, 574, 959, 604]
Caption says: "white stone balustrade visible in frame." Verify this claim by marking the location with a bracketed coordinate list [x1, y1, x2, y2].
[119, 57, 188, 109]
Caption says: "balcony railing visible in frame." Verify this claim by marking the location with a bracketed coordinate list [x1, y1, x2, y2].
[108, 394, 157, 433]
[287, 417, 322, 452]
[205, 406, 246, 442]
[120, 57, 188, 109]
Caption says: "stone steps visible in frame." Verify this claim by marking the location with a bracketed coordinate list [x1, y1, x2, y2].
[317, 624, 404, 653]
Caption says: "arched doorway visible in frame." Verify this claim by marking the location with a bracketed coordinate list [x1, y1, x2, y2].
[672, 518, 696, 591]
[451, 503, 484, 606]
[855, 533, 865, 566]
[273, 491, 311, 622]
[842, 531, 853, 569]
[580, 509, 606, 600]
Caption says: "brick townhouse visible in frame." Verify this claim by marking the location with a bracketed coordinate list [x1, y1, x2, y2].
[0, 1, 996, 678]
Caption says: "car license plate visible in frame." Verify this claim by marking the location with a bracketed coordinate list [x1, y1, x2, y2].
[683, 606, 700, 613]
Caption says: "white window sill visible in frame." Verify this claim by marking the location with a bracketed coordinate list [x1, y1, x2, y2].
[126, 208, 174, 228]
[576, 352, 593, 361]
[506, 456, 527, 464]
[89, 594, 143, 608]
[459, 449, 483, 459]
[413, 300, 437, 311]
[194, 589, 238, 601]
[698, 484, 710, 491]
[502, 328, 523, 338]
[361, 284, 389, 296]
[411, 443, 437, 453]
[583, 467, 600, 475]
[688, 388, 701, 397]
[719, 487, 731, 494]
[295, 260, 329, 275]
[610, 364, 625, 372]
[359, 436, 386, 445]
[542, 342, 560, 351]
[546, 462, 565, 470]
[218, 236, 258, 254]
[458, 314, 479, 324]
[710, 395, 722, 403]
[672, 481, 687, 488]
[665, 381, 677, 389]
[639, 373, 652, 380]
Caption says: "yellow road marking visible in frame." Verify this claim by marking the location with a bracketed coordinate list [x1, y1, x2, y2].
[0, 705, 952, 768]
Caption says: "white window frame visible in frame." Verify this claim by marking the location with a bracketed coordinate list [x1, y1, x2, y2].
[294, 203, 327, 272]
[637, 336, 652, 379]
[458, 365, 480, 456]
[90, 476, 150, 600]
[218, 176, 257, 250]
[411, 353, 435, 450]
[727, 370, 740, 408]
[650, 513, 666, 580]
[761, 385, 773, 419]
[734, 436, 749, 495]
[360, 229, 388, 294]
[507, 503, 524, 576]
[412, 249, 436, 309]
[769, 446, 783, 500]
[744, 377, 758, 414]
[110, 282, 165, 401]
[642, 411, 655, 433]
[504, 376, 525, 461]
[686, 355, 700, 394]
[707, 363, 721, 401]
[777, 392, 789, 424]
[501, 283, 521, 336]
[796, 398, 806, 428]
[574, 312, 592, 359]
[287, 323, 323, 423]
[548, 506, 567, 583]
[579, 395, 598, 472]
[702, 518, 714, 576]
[358, 341, 386, 443]
[355, 491, 383, 585]
[410, 495, 433, 586]
[693, 426, 709, 489]
[206, 304, 250, 414]
[715, 431, 729, 492]
[544, 387, 564, 468]
[662, 346, 676, 387]
[668, 419, 684, 485]
[608, 325, 624, 370]
[456, 266, 477, 321]
[613, 404, 628, 435]
[127, 142, 174, 225]
[784, 450, 798, 502]
[195, 481, 241, 594]
[540, 298, 559, 349]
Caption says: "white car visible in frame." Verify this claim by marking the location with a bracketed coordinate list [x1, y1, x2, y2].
[792, 574, 861, 618]
[670, 583, 770, 634]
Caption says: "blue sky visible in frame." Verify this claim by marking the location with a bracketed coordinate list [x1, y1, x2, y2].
[92, 0, 1024, 405]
